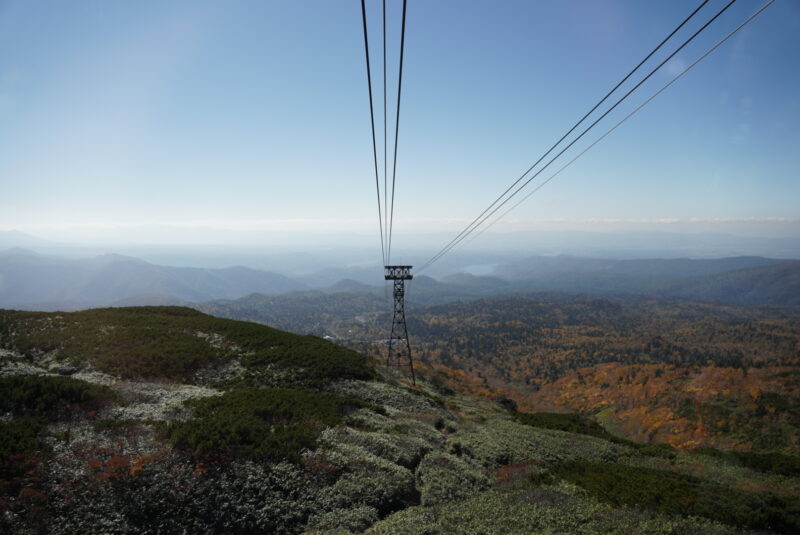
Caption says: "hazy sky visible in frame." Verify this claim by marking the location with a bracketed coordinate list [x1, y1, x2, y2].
[1, 0, 798, 248]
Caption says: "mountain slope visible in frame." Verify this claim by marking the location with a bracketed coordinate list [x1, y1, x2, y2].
[490, 255, 800, 305]
[0, 249, 308, 309]
[203, 290, 800, 453]
[660, 261, 800, 305]
[494, 255, 790, 280]
[1, 306, 798, 534]
[0, 231, 52, 249]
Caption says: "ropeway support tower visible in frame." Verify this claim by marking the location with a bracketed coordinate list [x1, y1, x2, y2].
[384, 265, 415, 385]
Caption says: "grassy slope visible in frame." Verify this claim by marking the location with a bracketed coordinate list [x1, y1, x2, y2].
[0, 306, 374, 383]
[0, 306, 798, 534]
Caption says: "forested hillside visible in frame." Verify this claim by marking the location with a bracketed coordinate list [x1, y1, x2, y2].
[393, 297, 800, 452]
[205, 294, 800, 453]
[660, 261, 800, 305]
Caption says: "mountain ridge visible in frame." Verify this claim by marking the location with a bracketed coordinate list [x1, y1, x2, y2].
[0, 249, 309, 309]
[2, 249, 798, 310]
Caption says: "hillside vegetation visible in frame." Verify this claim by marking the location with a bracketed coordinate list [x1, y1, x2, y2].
[402, 297, 800, 452]
[0, 306, 373, 384]
[1, 306, 798, 534]
[206, 293, 800, 452]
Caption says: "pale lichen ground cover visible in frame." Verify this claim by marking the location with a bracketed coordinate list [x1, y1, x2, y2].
[364, 485, 744, 535]
[0, 352, 784, 534]
[108, 381, 222, 421]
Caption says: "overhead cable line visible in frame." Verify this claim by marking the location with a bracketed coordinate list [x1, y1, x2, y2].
[420, 0, 718, 272]
[463, 0, 775, 251]
[419, 0, 736, 273]
[382, 0, 390, 305]
[419, 0, 709, 272]
[383, 0, 389, 257]
[360, 0, 386, 265]
[387, 0, 408, 264]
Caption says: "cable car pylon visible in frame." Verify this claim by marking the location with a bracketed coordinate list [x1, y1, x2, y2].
[384, 265, 415, 385]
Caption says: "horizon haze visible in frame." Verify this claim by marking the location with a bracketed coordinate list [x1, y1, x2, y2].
[2, 0, 799, 265]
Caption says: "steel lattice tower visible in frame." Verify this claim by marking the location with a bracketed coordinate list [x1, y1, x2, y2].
[384, 265, 415, 385]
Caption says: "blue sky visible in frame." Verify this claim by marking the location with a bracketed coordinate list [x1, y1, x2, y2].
[0, 0, 798, 247]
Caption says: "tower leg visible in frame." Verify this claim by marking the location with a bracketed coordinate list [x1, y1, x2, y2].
[385, 266, 415, 385]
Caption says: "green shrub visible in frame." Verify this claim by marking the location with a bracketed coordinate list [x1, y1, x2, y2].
[416, 452, 490, 505]
[427, 373, 456, 396]
[0, 307, 375, 383]
[0, 375, 117, 420]
[0, 376, 117, 496]
[631, 443, 678, 460]
[366, 485, 740, 535]
[160, 388, 367, 462]
[320, 427, 433, 469]
[0, 308, 218, 380]
[307, 441, 418, 515]
[240, 336, 375, 385]
[329, 380, 443, 414]
[513, 411, 609, 437]
[306, 505, 379, 533]
[451, 418, 626, 468]
[0, 418, 45, 485]
[696, 447, 800, 477]
[514, 411, 676, 460]
[548, 460, 800, 533]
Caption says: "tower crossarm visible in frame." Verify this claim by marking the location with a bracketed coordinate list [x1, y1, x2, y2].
[384, 265, 413, 280]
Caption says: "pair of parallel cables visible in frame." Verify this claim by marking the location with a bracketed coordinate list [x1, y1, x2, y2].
[418, 0, 775, 273]
[360, 0, 407, 267]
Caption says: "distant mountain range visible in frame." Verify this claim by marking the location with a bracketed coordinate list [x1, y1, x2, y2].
[490, 255, 800, 305]
[0, 249, 308, 310]
[494, 255, 788, 279]
[659, 260, 800, 306]
[1, 247, 798, 311]
[326, 256, 800, 307]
